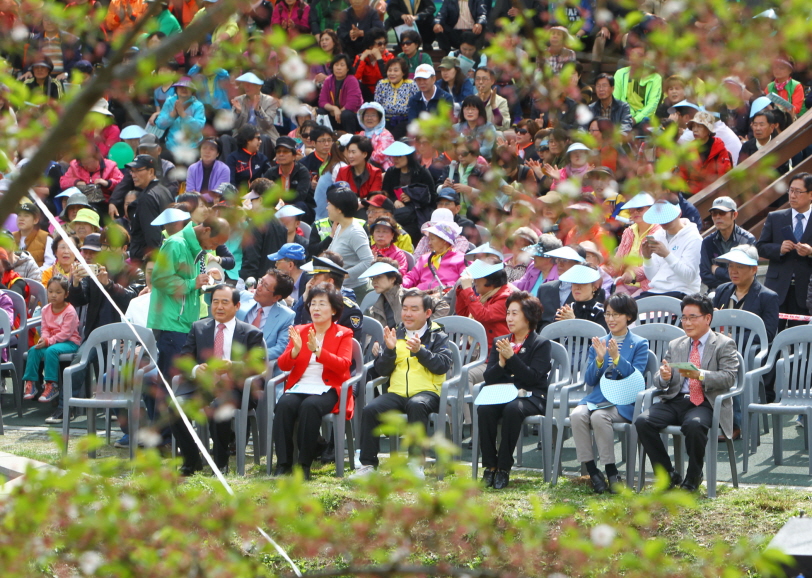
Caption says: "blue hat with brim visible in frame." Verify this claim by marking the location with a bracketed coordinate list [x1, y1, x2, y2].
[622, 192, 656, 210]
[750, 96, 772, 118]
[236, 72, 264, 85]
[716, 249, 759, 267]
[359, 262, 400, 279]
[56, 186, 82, 198]
[543, 246, 586, 263]
[382, 141, 416, 157]
[666, 100, 701, 115]
[600, 369, 646, 406]
[120, 125, 148, 140]
[151, 207, 191, 226]
[276, 205, 305, 219]
[466, 259, 504, 279]
[559, 264, 601, 284]
[643, 201, 681, 225]
[466, 242, 504, 261]
[268, 242, 306, 262]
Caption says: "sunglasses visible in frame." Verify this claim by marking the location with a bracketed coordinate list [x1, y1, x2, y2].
[459, 151, 471, 157]
[374, 40, 387, 47]
[301, 133, 312, 139]
[401, 40, 415, 46]
[516, 128, 528, 135]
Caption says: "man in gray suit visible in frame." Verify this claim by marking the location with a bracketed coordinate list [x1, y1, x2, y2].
[635, 294, 739, 491]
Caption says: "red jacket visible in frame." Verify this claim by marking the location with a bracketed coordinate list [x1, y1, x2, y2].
[678, 136, 732, 195]
[277, 323, 355, 419]
[454, 283, 512, 351]
[60, 158, 124, 200]
[335, 164, 383, 200]
[354, 51, 394, 95]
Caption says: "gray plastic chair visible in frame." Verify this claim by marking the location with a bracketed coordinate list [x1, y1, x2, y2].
[471, 340, 570, 481]
[437, 316, 488, 446]
[403, 251, 415, 272]
[355, 316, 384, 446]
[0, 313, 20, 436]
[635, 296, 683, 326]
[266, 340, 365, 477]
[1, 290, 28, 417]
[636, 351, 744, 498]
[742, 326, 812, 475]
[359, 291, 380, 316]
[629, 323, 685, 361]
[62, 323, 157, 459]
[23, 278, 47, 331]
[298, 222, 311, 240]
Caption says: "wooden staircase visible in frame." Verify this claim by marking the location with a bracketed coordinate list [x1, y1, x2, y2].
[689, 107, 812, 238]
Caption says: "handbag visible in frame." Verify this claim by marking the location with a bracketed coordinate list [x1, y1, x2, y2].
[78, 183, 105, 204]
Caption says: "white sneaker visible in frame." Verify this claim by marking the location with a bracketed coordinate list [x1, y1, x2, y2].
[349, 464, 375, 479]
[408, 463, 425, 480]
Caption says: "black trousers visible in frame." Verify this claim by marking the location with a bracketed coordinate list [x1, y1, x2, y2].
[477, 396, 544, 472]
[779, 283, 810, 330]
[273, 389, 339, 468]
[437, 26, 483, 52]
[359, 391, 440, 467]
[171, 391, 252, 470]
[635, 395, 713, 480]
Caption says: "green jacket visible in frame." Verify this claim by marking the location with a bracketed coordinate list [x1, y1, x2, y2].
[147, 222, 204, 333]
[612, 67, 662, 124]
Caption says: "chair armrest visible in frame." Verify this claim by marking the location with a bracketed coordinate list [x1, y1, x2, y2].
[365, 376, 387, 405]
[640, 388, 666, 412]
[264, 371, 289, 413]
[337, 374, 360, 421]
[27, 316, 41, 331]
[240, 374, 263, 413]
[62, 358, 90, 396]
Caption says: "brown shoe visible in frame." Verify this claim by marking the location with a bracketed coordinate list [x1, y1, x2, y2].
[718, 427, 741, 442]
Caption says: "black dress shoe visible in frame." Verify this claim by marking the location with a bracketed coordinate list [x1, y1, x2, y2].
[180, 462, 203, 477]
[299, 465, 312, 481]
[273, 465, 292, 477]
[590, 471, 608, 494]
[680, 474, 702, 492]
[607, 474, 622, 494]
[216, 465, 229, 476]
[668, 470, 683, 490]
[493, 470, 510, 489]
[482, 469, 496, 487]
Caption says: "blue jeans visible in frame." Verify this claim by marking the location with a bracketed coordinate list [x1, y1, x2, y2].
[23, 341, 79, 383]
[314, 172, 333, 221]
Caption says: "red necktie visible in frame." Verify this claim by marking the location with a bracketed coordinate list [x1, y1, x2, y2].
[213, 323, 226, 359]
[252, 307, 263, 328]
[688, 339, 703, 406]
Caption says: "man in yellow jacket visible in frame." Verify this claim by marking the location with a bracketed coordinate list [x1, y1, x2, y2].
[352, 289, 452, 478]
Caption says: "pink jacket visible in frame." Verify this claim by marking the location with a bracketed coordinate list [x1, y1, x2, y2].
[41, 303, 81, 346]
[372, 243, 408, 274]
[60, 158, 124, 200]
[402, 250, 466, 291]
[271, 0, 311, 33]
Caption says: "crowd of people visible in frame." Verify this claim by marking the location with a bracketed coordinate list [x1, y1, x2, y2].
[0, 0, 810, 486]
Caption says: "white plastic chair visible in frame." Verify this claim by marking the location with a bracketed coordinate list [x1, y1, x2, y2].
[629, 323, 685, 361]
[635, 296, 683, 326]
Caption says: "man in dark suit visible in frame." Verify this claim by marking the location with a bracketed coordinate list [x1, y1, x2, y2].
[635, 294, 739, 492]
[712, 245, 780, 428]
[756, 172, 812, 328]
[535, 245, 586, 332]
[172, 285, 267, 475]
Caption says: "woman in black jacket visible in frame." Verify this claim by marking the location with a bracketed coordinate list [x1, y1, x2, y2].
[381, 140, 436, 198]
[477, 291, 551, 489]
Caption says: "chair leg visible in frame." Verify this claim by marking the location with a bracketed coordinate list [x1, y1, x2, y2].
[773, 414, 783, 465]
[346, 421, 355, 472]
[625, 427, 638, 488]
[706, 435, 717, 499]
[62, 401, 70, 455]
[105, 409, 112, 445]
[235, 410, 246, 476]
[13, 365, 22, 418]
[87, 408, 97, 459]
[129, 403, 137, 461]
[636, 442, 646, 492]
[251, 416, 260, 466]
[726, 438, 737, 489]
[742, 410, 751, 474]
[673, 435, 683, 479]
[266, 395, 275, 476]
[806, 410, 812, 476]
[551, 420, 567, 486]
[335, 418, 346, 478]
[471, 407, 480, 480]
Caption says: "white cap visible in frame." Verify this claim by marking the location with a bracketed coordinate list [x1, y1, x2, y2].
[414, 64, 436, 79]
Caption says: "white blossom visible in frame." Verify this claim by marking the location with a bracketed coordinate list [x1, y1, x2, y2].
[576, 104, 594, 127]
[79, 551, 104, 575]
[213, 109, 235, 132]
[590, 524, 616, 548]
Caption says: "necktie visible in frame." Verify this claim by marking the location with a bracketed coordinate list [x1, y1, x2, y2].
[688, 339, 704, 406]
[252, 306, 263, 328]
[213, 323, 226, 359]
[795, 213, 805, 242]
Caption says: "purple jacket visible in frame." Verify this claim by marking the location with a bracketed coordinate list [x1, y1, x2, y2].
[514, 262, 558, 292]
[185, 160, 231, 194]
[319, 74, 363, 113]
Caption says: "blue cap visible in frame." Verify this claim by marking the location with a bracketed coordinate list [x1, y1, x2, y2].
[466, 242, 504, 261]
[267, 242, 306, 262]
[643, 201, 681, 225]
[56, 186, 82, 198]
[716, 249, 758, 266]
[559, 264, 601, 284]
[151, 207, 191, 226]
[276, 205, 305, 219]
[359, 261, 400, 279]
[120, 125, 148, 140]
[466, 259, 504, 279]
[382, 141, 415, 157]
[621, 192, 656, 210]
[236, 72, 263, 85]
[666, 100, 701, 115]
[543, 246, 586, 263]
[750, 96, 772, 118]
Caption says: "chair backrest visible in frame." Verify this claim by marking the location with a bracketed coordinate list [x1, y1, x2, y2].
[403, 251, 415, 271]
[358, 316, 384, 365]
[629, 323, 685, 361]
[635, 296, 683, 326]
[539, 319, 606, 383]
[709, 309, 768, 372]
[446, 341, 461, 381]
[476, 224, 491, 243]
[0, 312, 12, 351]
[298, 221, 311, 240]
[76, 322, 158, 396]
[643, 350, 658, 386]
[1, 289, 28, 337]
[359, 290, 380, 316]
[767, 326, 812, 401]
[548, 340, 572, 387]
[437, 315, 488, 369]
[350, 338, 363, 378]
[24, 279, 47, 319]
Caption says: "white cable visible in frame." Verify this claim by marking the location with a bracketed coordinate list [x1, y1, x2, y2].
[29, 194, 301, 576]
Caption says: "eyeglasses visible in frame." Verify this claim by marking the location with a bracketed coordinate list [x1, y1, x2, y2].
[401, 40, 414, 46]
[680, 314, 708, 323]
[789, 187, 808, 195]
[604, 312, 626, 319]
[316, 138, 333, 144]
[458, 151, 471, 157]
[252, 136, 262, 141]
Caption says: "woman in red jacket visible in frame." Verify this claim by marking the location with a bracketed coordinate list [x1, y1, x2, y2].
[678, 111, 732, 196]
[335, 135, 383, 200]
[273, 284, 353, 479]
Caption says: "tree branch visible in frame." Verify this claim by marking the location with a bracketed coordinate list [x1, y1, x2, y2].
[0, 0, 242, 223]
[281, 563, 522, 578]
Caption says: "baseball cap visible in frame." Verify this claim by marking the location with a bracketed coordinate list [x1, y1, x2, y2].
[362, 194, 395, 213]
[369, 218, 396, 234]
[268, 242, 306, 262]
[126, 154, 157, 171]
[275, 136, 297, 151]
[139, 134, 161, 149]
[17, 202, 39, 217]
[710, 196, 737, 212]
[438, 56, 459, 70]
[414, 64, 436, 79]
[437, 188, 460, 204]
[80, 233, 103, 252]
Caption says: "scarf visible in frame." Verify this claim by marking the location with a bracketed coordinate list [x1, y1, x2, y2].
[427, 247, 451, 270]
[478, 286, 499, 305]
[774, 78, 789, 92]
[564, 163, 592, 179]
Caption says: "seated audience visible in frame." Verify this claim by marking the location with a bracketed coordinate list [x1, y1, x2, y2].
[534, 245, 585, 332]
[699, 197, 755, 291]
[237, 268, 297, 362]
[370, 217, 408, 274]
[402, 222, 466, 291]
[553, 264, 608, 331]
